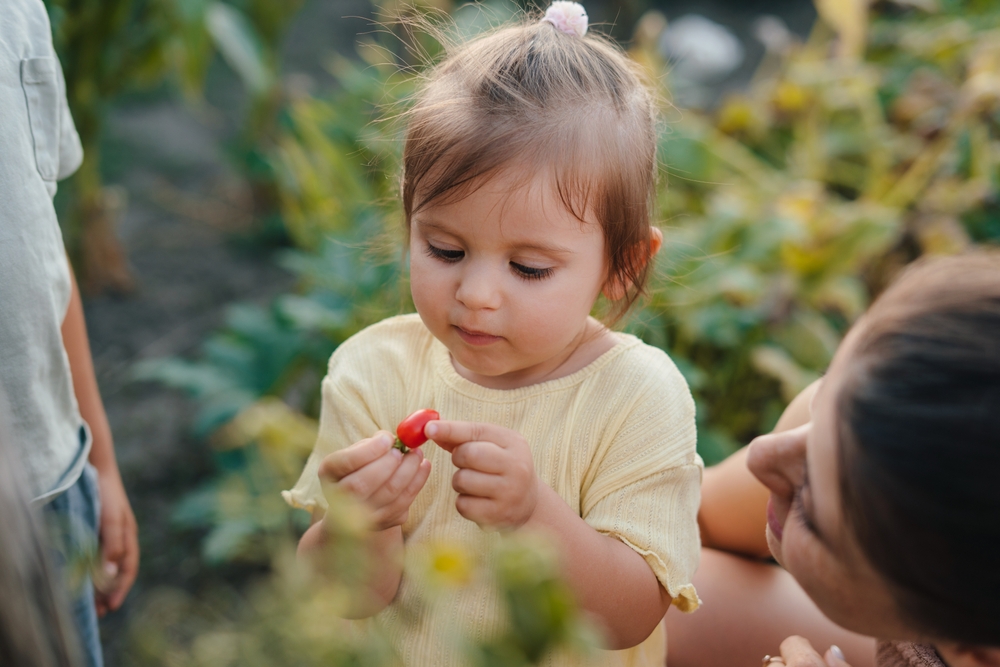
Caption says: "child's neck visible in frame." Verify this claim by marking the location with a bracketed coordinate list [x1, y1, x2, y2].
[450, 317, 618, 390]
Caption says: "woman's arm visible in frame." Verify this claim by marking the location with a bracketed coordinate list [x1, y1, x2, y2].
[698, 380, 820, 558]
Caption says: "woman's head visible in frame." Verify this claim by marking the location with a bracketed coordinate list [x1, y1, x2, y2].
[402, 6, 660, 318]
[748, 253, 1000, 657]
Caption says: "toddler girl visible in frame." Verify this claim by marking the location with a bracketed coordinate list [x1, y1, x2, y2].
[283, 4, 702, 664]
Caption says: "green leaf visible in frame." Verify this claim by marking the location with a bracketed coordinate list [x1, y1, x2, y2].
[205, 2, 272, 96]
[202, 517, 259, 563]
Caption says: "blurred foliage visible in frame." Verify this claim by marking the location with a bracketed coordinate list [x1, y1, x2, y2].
[123, 502, 597, 666]
[44, 0, 304, 290]
[137, 0, 1000, 568]
[628, 0, 1000, 461]
[44, 0, 206, 291]
[136, 0, 1000, 628]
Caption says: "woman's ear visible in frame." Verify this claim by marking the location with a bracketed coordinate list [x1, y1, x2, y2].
[602, 227, 663, 301]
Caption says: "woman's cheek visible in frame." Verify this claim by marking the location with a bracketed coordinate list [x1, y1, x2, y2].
[781, 527, 837, 608]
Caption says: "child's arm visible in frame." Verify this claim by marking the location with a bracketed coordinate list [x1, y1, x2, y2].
[62, 261, 138, 616]
[297, 431, 432, 618]
[697, 380, 820, 559]
[428, 421, 670, 650]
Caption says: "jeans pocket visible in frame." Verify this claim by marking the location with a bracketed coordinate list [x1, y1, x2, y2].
[20, 57, 61, 182]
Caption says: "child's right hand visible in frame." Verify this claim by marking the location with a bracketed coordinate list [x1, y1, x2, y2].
[318, 430, 432, 531]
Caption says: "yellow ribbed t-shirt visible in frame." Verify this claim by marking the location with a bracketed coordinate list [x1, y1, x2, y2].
[284, 314, 702, 666]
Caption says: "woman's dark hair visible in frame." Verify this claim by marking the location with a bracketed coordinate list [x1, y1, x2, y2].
[0, 391, 81, 667]
[836, 251, 1000, 646]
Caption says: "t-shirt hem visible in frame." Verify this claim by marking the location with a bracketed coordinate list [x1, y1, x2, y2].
[32, 422, 92, 506]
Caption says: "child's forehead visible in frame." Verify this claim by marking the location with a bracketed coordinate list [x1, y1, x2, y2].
[416, 160, 601, 221]
[415, 167, 600, 232]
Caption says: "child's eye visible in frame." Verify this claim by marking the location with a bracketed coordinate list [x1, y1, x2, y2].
[426, 243, 464, 262]
[510, 261, 553, 281]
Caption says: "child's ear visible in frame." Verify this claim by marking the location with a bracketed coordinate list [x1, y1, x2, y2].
[602, 227, 663, 301]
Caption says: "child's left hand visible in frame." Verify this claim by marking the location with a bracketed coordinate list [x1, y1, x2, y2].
[426, 420, 539, 530]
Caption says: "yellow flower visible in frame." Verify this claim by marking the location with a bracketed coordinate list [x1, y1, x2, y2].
[773, 81, 808, 114]
[716, 96, 758, 135]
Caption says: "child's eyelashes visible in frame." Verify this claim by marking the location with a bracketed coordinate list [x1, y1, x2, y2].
[425, 243, 554, 281]
[425, 243, 464, 262]
[510, 262, 553, 281]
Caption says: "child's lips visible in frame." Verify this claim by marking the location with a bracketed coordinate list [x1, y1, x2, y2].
[455, 326, 502, 346]
[767, 496, 784, 542]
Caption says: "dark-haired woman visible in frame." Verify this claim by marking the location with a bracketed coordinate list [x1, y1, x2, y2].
[667, 252, 1000, 667]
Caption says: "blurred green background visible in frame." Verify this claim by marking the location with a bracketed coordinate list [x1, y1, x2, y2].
[50, 0, 1000, 663]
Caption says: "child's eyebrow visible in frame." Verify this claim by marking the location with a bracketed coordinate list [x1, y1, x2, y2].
[507, 241, 573, 255]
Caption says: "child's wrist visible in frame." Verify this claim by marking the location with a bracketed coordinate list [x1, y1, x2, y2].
[515, 476, 546, 530]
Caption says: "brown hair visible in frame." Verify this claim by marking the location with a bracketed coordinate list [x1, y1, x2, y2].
[836, 251, 1000, 645]
[401, 11, 659, 319]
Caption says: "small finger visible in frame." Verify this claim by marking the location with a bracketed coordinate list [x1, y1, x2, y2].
[426, 421, 510, 452]
[337, 448, 404, 501]
[368, 449, 425, 507]
[374, 459, 432, 527]
[319, 432, 394, 481]
[452, 468, 503, 497]
[451, 441, 506, 474]
[455, 494, 494, 526]
[405, 458, 432, 500]
[779, 636, 827, 667]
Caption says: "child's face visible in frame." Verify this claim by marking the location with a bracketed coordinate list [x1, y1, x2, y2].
[409, 169, 609, 390]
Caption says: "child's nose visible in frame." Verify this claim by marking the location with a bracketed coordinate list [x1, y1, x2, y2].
[746, 423, 810, 499]
[455, 263, 502, 310]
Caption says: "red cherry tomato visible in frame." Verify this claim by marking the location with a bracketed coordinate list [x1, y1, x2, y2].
[395, 409, 440, 451]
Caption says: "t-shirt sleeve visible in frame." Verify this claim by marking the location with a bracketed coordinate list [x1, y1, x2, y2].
[281, 353, 381, 513]
[580, 361, 703, 612]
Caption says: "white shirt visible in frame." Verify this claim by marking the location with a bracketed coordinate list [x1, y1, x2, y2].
[0, 0, 90, 502]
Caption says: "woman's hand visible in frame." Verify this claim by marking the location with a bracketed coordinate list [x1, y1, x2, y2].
[426, 420, 539, 530]
[774, 636, 852, 667]
[318, 431, 432, 531]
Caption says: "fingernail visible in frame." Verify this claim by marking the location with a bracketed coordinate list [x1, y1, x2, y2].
[830, 646, 845, 661]
[103, 562, 119, 577]
[378, 433, 392, 448]
[426, 422, 437, 437]
[416, 448, 424, 459]
[390, 447, 403, 460]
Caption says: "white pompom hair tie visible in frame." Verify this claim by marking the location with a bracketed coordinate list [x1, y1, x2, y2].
[541, 1, 588, 38]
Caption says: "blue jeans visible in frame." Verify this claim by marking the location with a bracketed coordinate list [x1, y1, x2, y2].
[43, 463, 105, 667]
